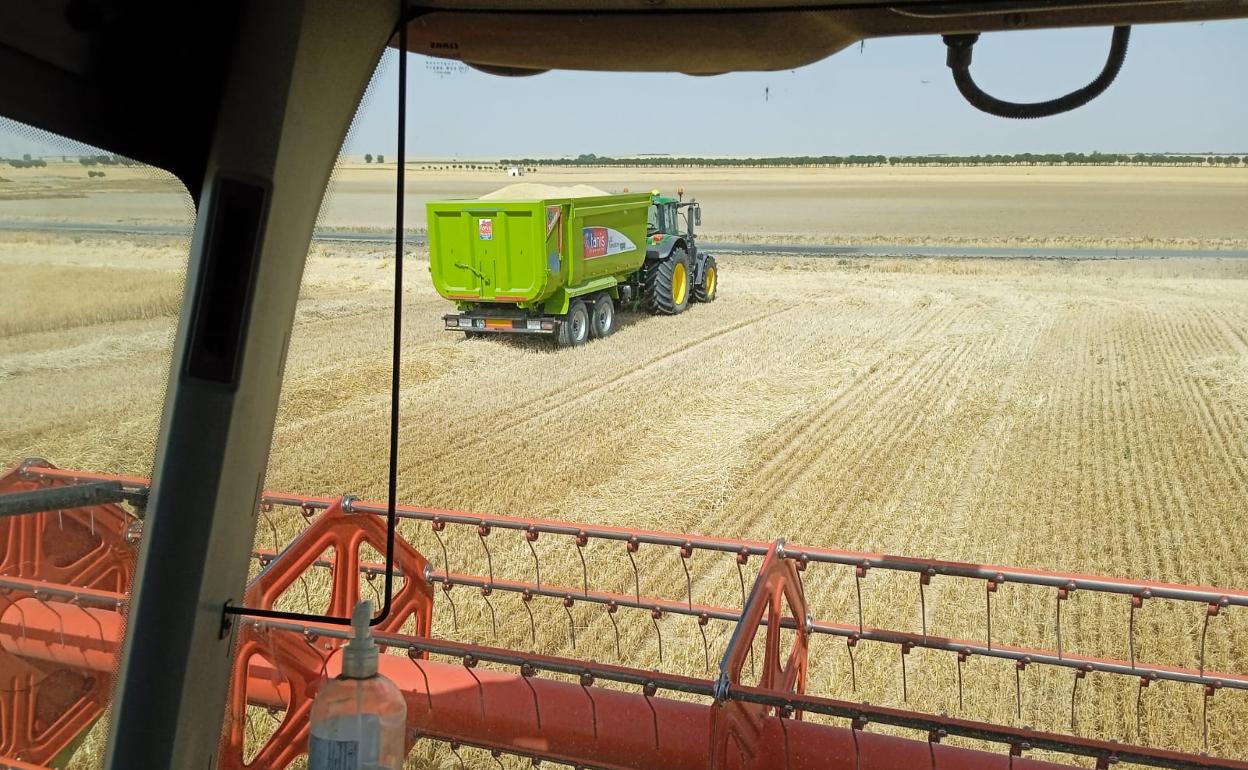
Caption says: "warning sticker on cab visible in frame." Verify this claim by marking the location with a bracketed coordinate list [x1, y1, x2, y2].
[582, 227, 636, 260]
[478, 218, 493, 240]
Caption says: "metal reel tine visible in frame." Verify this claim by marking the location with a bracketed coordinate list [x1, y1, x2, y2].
[642, 680, 660, 750]
[846, 636, 858, 692]
[1014, 658, 1030, 723]
[1203, 682, 1220, 754]
[481, 586, 498, 640]
[407, 647, 434, 711]
[579, 670, 599, 739]
[698, 613, 711, 673]
[563, 596, 577, 650]
[607, 601, 622, 658]
[899, 642, 912, 703]
[737, 557, 747, 609]
[432, 518, 450, 578]
[525, 526, 541, 588]
[575, 531, 589, 598]
[1069, 668, 1088, 734]
[522, 590, 536, 649]
[442, 581, 458, 633]
[651, 607, 664, 663]
[477, 523, 493, 584]
[680, 541, 693, 610]
[627, 537, 640, 603]
[519, 663, 542, 730]
[260, 506, 280, 554]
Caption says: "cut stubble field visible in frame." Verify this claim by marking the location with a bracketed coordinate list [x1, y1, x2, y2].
[3, 230, 1247, 766]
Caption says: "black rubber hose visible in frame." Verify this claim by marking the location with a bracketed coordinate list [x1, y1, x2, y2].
[942, 26, 1131, 119]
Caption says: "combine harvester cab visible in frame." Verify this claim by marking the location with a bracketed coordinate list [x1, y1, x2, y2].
[429, 189, 716, 346]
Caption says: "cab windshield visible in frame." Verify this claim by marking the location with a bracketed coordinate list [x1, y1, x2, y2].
[647, 202, 674, 235]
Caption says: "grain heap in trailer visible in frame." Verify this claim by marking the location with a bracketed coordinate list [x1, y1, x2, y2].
[428, 184, 718, 346]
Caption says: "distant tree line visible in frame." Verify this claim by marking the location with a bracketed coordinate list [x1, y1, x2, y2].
[498, 152, 1246, 168]
[411, 163, 537, 172]
[77, 154, 140, 167]
[0, 153, 145, 170]
[3, 153, 46, 168]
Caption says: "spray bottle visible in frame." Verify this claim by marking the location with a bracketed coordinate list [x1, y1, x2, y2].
[309, 600, 406, 770]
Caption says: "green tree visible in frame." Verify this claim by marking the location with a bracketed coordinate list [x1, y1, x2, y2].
[364, 153, 373, 163]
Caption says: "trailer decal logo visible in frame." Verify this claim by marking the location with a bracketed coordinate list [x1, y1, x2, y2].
[582, 227, 635, 260]
[478, 218, 493, 240]
[546, 205, 563, 254]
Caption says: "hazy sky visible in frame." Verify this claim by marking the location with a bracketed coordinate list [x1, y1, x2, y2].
[2, 20, 1245, 160]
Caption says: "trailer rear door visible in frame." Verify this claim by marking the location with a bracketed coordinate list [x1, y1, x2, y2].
[428, 205, 543, 303]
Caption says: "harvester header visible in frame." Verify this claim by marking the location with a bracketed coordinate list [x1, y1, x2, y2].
[1, 459, 1244, 770]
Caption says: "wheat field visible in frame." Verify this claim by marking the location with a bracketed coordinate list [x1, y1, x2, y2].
[2, 230, 1247, 768]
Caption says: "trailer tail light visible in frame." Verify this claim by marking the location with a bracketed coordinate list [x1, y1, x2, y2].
[457, 318, 475, 329]
[444, 318, 458, 329]
[541, 320, 555, 331]
[485, 319, 511, 329]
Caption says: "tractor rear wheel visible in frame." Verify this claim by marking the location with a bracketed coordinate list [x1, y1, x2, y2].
[589, 293, 616, 338]
[643, 247, 691, 315]
[556, 299, 590, 347]
[693, 256, 718, 303]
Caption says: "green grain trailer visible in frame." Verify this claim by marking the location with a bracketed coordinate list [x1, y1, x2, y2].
[429, 190, 717, 346]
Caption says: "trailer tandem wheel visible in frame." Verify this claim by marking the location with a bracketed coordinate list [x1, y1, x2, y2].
[556, 298, 590, 347]
[590, 293, 616, 338]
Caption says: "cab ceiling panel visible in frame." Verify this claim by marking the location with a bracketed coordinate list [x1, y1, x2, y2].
[405, 0, 1248, 74]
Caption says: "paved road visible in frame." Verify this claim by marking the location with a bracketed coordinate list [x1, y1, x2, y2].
[2, 220, 1246, 260]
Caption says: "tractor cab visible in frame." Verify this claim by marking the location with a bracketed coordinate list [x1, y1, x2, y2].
[647, 188, 701, 239]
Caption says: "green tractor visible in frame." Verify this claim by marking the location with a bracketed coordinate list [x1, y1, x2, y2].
[637, 188, 717, 315]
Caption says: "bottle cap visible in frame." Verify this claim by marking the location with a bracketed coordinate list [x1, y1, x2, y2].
[341, 599, 378, 679]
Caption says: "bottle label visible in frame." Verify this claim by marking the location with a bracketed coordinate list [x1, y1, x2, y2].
[309, 714, 380, 770]
[308, 736, 358, 770]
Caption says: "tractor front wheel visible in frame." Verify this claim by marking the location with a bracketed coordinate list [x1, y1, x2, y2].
[693, 256, 718, 303]
[643, 247, 691, 315]
[556, 299, 590, 347]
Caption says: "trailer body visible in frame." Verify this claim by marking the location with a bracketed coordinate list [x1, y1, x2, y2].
[428, 192, 650, 317]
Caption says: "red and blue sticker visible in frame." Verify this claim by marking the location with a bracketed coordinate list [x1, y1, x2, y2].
[582, 226, 636, 259]
[478, 218, 493, 240]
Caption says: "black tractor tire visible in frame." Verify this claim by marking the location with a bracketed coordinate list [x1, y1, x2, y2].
[555, 299, 590, 347]
[693, 255, 718, 303]
[643, 247, 692, 315]
[589, 293, 616, 338]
